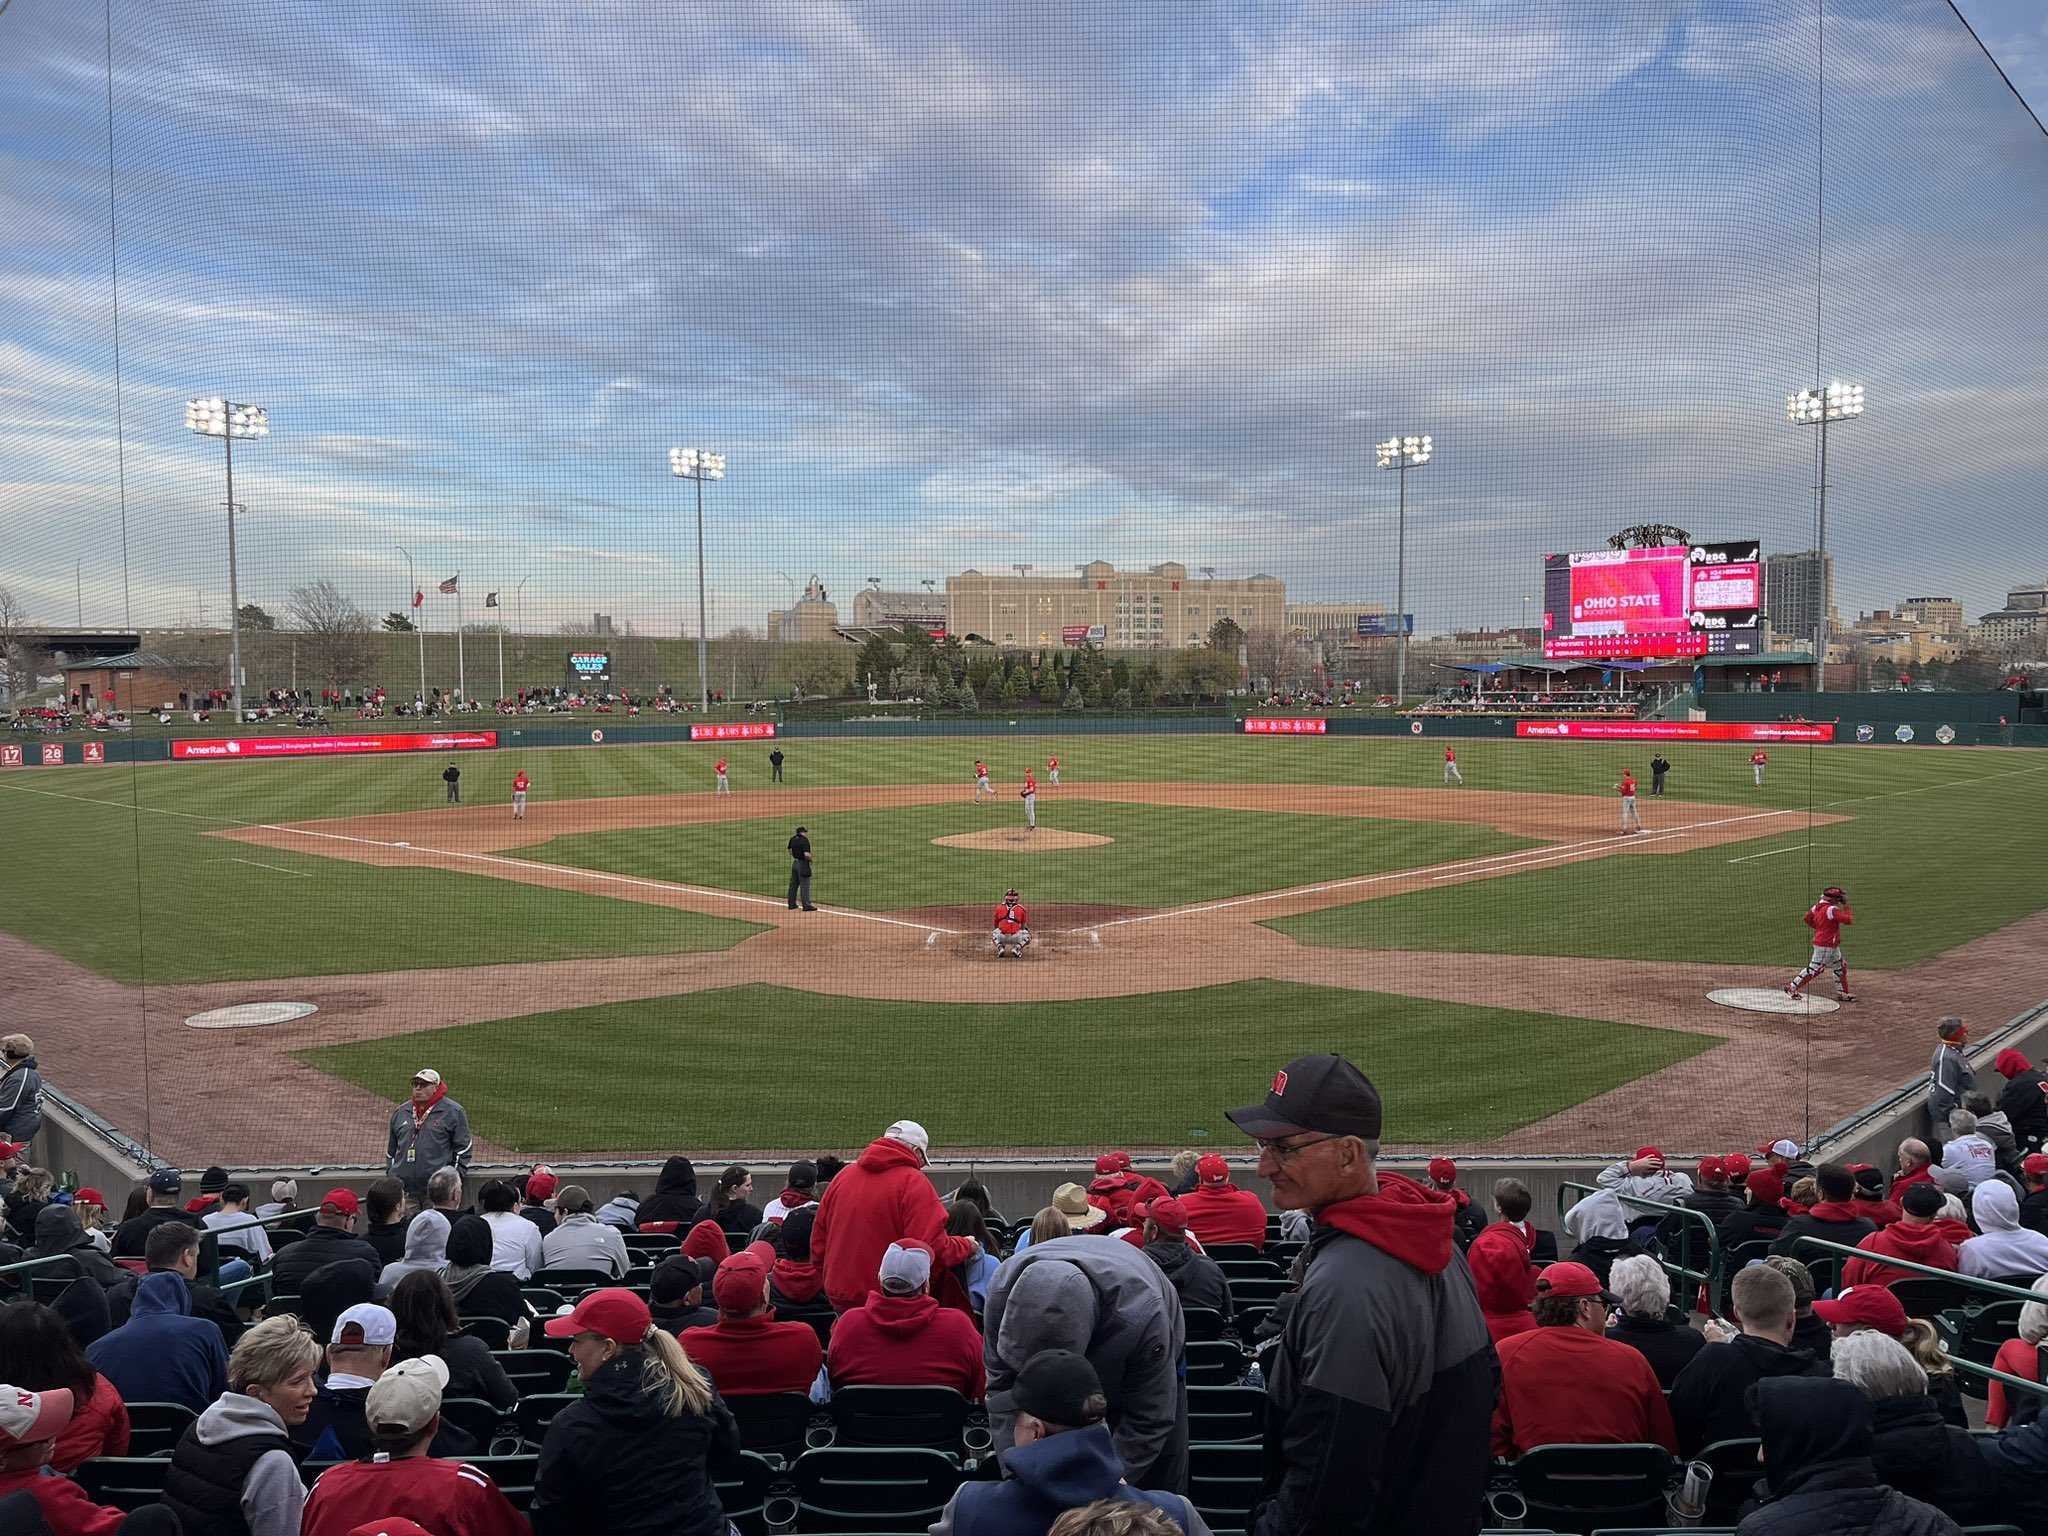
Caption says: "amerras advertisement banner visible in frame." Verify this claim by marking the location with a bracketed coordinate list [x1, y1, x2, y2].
[171, 731, 499, 761]
[690, 722, 776, 741]
[1244, 717, 1327, 734]
[1515, 720, 1835, 742]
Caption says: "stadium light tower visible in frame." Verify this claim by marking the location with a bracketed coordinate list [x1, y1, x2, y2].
[1785, 381, 1864, 679]
[1376, 433, 1432, 704]
[185, 397, 268, 721]
[669, 446, 726, 713]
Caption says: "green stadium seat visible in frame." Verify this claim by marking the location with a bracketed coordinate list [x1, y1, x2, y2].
[458, 1452, 540, 1511]
[1891, 1274, 1978, 1319]
[121, 1401, 197, 1457]
[493, 1346, 572, 1396]
[438, 1394, 515, 1445]
[791, 1446, 965, 1533]
[457, 1315, 513, 1349]
[1202, 1243, 1267, 1264]
[1215, 1258, 1285, 1283]
[1691, 1437, 1762, 1523]
[530, 1266, 614, 1293]
[513, 1392, 580, 1448]
[727, 1389, 815, 1464]
[1226, 1275, 1292, 1308]
[1182, 1305, 1228, 1342]
[1187, 1385, 1266, 1443]
[77, 1457, 175, 1511]
[1510, 1443, 1675, 1533]
[1187, 1440, 1261, 1531]
[1185, 1339, 1247, 1386]
[710, 1449, 778, 1532]
[829, 1385, 970, 1451]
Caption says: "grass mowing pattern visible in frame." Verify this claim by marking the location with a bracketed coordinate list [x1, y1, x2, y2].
[514, 799, 1540, 912]
[298, 980, 1715, 1151]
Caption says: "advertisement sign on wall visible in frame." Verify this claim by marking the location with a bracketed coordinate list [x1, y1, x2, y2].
[82, 741, 106, 763]
[567, 651, 611, 678]
[1243, 717, 1328, 734]
[1, 745, 23, 767]
[1515, 720, 1835, 742]
[690, 722, 777, 741]
[171, 731, 498, 761]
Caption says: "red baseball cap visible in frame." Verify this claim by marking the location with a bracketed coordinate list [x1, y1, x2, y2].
[1534, 1262, 1618, 1303]
[525, 1167, 560, 1202]
[1142, 1197, 1189, 1233]
[321, 1188, 360, 1217]
[1722, 1153, 1753, 1178]
[1759, 1139, 1801, 1160]
[73, 1188, 107, 1208]
[1195, 1153, 1230, 1185]
[711, 1253, 771, 1314]
[1695, 1155, 1726, 1180]
[1812, 1285, 1909, 1336]
[1094, 1152, 1132, 1175]
[2024, 1154, 2048, 1177]
[0, 1141, 27, 1161]
[543, 1287, 653, 1345]
[1427, 1156, 1457, 1184]
[1633, 1146, 1664, 1164]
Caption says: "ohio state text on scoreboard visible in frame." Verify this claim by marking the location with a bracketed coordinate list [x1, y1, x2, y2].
[1541, 540, 1762, 659]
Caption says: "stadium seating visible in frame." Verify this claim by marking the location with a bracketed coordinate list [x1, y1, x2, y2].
[1891, 1274, 1979, 1318]
[791, 1446, 965, 1533]
[494, 1346, 573, 1395]
[1182, 1305, 1228, 1342]
[728, 1389, 817, 1463]
[513, 1391, 580, 1449]
[120, 1402, 197, 1457]
[1185, 1339, 1247, 1386]
[1510, 1444, 1675, 1533]
[458, 1315, 514, 1349]
[532, 1265, 615, 1292]
[1690, 1438, 1762, 1524]
[828, 1385, 971, 1451]
[438, 1393, 515, 1445]
[1186, 1441, 1262, 1532]
[709, 1449, 778, 1532]
[77, 1457, 174, 1511]
[1186, 1385, 1266, 1443]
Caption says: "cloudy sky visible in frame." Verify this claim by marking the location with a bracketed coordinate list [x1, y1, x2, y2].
[2, 1, 2042, 643]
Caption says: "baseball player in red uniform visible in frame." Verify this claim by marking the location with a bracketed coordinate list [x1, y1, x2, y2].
[974, 759, 993, 803]
[511, 770, 529, 820]
[1786, 885, 1855, 1001]
[1020, 768, 1037, 832]
[1443, 745, 1463, 786]
[1752, 748, 1769, 788]
[714, 757, 731, 795]
[1616, 769, 1641, 833]
[1048, 753, 1060, 787]
[993, 888, 1030, 957]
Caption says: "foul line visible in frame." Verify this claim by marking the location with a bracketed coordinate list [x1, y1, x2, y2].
[1727, 843, 1810, 865]
[228, 857, 313, 878]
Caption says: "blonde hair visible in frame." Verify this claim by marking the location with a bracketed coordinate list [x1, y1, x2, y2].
[2018, 1274, 2048, 1346]
[636, 1326, 714, 1418]
[1170, 1150, 1199, 1185]
[0, 1035, 30, 1063]
[228, 1315, 320, 1393]
[1031, 1205, 1070, 1246]
[1789, 1176, 1820, 1208]
[1900, 1318, 1955, 1383]
[1048, 1501, 1187, 1536]
[14, 1167, 54, 1201]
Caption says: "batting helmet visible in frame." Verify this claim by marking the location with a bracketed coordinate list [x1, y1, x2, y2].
[1823, 885, 1846, 900]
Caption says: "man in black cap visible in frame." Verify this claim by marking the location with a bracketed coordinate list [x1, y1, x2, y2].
[787, 824, 816, 911]
[1226, 1054, 1495, 1535]
[929, 1350, 1208, 1534]
[112, 1167, 192, 1256]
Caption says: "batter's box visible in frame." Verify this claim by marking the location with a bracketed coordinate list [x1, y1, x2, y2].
[1707, 987, 1841, 1017]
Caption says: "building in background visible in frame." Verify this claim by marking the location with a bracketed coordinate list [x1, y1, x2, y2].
[768, 576, 840, 642]
[1895, 596, 1964, 635]
[1971, 581, 2048, 651]
[1286, 601, 1391, 643]
[947, 561, 1284, 649]
[1763, 550, 1835, 653]
[850, 587, 946, 630]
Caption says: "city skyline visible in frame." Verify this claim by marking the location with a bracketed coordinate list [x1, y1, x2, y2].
[3, 3, 2044, 640]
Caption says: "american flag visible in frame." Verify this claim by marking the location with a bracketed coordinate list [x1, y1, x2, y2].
[485, 592, 499, 608]
[411, 589, 423, 609]
[438, 575, 459, 594]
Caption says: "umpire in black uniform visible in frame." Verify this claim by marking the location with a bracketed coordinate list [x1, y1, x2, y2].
[1649, 754, 1670, 795]
[787, 824, 816, 911]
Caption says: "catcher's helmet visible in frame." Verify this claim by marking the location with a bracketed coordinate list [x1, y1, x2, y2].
[1822, 885, 1846, 900]
[1004, 887, 1019, 901]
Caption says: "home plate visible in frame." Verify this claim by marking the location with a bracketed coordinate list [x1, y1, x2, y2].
[186, 1002, 319, 1030]
[1707, 988, 1841, 1017]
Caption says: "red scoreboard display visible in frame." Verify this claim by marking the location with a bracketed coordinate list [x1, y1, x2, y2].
[1541, 540, 1762, 659]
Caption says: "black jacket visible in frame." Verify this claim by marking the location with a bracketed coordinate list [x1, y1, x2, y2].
[294, 1380, 476, 1462]
[2003, 1071, 2048, 1149]
[532, 1351, 744, 1536]
[26, 1205, 129, 1289]
[2019, 1186, 2048, 1238]
[1669, 1332, 1829, 1455]
[1450, 1201, 1486, 1252]
[1790, 1312, 1832, 1366]
[1735, 1377, 1964, 1536]
[1143, 1240, 1233, 1322]
[111, 1205, 192, 1257]
[1719, 1206, 1788, 1254]
[1768, 1208, 1877, 1259]
[1605, 1312, 1708, 1389]
[708, 1200, 764, 1242]
[364, 1220, 409, 1267]
[1867, 1392, 1999, 1526]
[271, 1225, 383, 1295]
[637, 1157, 704, 1229]
[445, 1267, 527, 1327]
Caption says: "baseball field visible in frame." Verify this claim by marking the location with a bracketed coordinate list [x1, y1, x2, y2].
[3, 730, 2044, 1166]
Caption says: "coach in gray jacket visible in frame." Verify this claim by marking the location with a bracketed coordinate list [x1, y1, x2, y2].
[386, 1068, 472, 1204]
[1928, 1017, 1975, 1142]
[983, 1233, 1188, 1493]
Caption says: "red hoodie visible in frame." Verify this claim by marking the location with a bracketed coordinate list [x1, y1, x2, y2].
[1842, 1220, 1961, 1290]
[825, 1289, 987, 1399]
[681, 1221, 731, 1264]
[1316, 1171, 1457, 1274]
[771, 1256, 825, 1304]
[0, 1469, 127, 1536]
[811, 1138, 977, 1313]
[1086, 1172, 1171, 1227]
[1465, 1224, 1538, 1343]
[1179, 1182, 1269, 1249]
[681, 1310, 822, 1396]
[1891, 1164, 1938, 1202]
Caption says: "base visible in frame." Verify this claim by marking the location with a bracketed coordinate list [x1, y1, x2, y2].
[1707, 987, 1841, 1017]
[186, 1001, 319, 1030]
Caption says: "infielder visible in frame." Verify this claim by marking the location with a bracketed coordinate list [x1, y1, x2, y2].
[1443, 745, 1463, 786]
[1615, 769, 1642, 833]
[715, 756, 732, 795]
[1047, 753, 1061, 787]
[1752, 749, 1769, 788]
[974, 759, 994, 803]
[1020, 768, 1037, 831]
[511, 769, 529, 820]
[992, 888, 1030, 958]
[1786, 885, 1855, 1002]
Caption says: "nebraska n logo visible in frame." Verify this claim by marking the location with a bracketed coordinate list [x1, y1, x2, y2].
[1271, 1069, 1288, 1096]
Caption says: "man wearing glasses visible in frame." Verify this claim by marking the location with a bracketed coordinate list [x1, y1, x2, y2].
[1227, 1054, 1495, 1535]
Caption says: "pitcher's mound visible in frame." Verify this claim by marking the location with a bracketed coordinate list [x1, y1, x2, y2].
[932, 829, 1113, 852]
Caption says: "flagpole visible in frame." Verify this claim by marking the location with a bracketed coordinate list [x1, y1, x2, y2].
[495, 602, 504, 703]
[456, 582, 466, 703]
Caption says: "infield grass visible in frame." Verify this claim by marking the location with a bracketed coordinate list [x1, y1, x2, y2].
[297, 979, 1716, 1150]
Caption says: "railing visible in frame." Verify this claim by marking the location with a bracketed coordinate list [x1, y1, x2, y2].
[1559, 1179, 1729, 1320]
[0, 1206, 316, 1303]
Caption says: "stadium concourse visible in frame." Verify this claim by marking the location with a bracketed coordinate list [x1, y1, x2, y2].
[14, 1052, 2048, 1535]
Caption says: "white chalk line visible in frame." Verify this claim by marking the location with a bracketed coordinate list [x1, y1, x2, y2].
[227, 857, 313, 878]
[1726, 843, 1811, 865]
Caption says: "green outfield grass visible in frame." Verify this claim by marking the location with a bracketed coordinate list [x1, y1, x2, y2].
[514, 798, 1540, 912]
[297, 979, 1716, 1150]
[1267, 754, 2048, 968]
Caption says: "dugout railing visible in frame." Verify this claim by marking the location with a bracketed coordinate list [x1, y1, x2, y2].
[1558, 1179, 1729, 1321]
[0, 1204, 314, 1306]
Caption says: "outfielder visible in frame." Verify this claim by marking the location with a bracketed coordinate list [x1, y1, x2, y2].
[974, 759, 994, 803]
[715, 756, 732, 795]
[1752, 749, 1769, 788]
[1020, 768, 1037, 831]
[1786, 885, 1855, 1002]
[992, 888, 1030, 957]
[1443, 745, 1463, 786]
[1615, 769, 1642, 833]
[511, 769, 529, 820]
[1048, 753, 1060, 787]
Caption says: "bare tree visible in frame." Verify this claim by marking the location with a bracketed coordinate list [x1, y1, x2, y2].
[285, 580, 379, 685]
[1245, 627, 1311, 691]
[0, 587, 44, 704]
[722, 627, 775, 698]
[785, 641, 853, 699]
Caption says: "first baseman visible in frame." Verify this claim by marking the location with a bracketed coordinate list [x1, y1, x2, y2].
[1786, 885, 1855, 1002]
[715, 756, 731, 795]
[1047, 753, 1061, 787]
[1443, 745, 1462, 786]
[1752, 749, 1769, 787]
[1615, 769, 1641, 833]
[511, 769, 529, 819]
[974, 758, 994, 803]
[1020, 768, 1037, 832]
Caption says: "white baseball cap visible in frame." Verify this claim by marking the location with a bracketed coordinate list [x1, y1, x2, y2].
[332, 1303, 397, 1348]
[0, 1385, 73, 1448]
[884, 1119, 929, 1155]
[412, 1069, 442, 1087]
[366, 1355, 448, 1436]
[879, 1241, 934, 1295]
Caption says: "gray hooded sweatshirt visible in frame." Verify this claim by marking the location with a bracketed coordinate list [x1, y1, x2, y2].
[982, 1234, 1188, 1493]
[188, 1391, 305, 1536]
[374, 1208, 449, 1299]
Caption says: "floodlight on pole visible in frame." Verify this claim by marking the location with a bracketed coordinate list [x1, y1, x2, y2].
[1375, 433, 1431, 704]
[669, 446, 726, 713]
[1785, 382, 1864, 678]
[395, 545, 426, 705]
[186, 397, 267, 721]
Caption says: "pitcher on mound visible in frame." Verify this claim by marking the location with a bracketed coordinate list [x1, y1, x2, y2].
[1786, 885, 1855, 1002]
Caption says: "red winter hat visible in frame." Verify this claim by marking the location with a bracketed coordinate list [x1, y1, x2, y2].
[681, 1221, 731, 1264]
[1094, 1152, 1133, 1175]
[321, 1188, 360, 1217]
[544, 1287, 652, 1345]
[1813, 1285, 1908, 1336]
[1997, 1049, 2034, 1078]
[524, 1167, 560, 1202]
[1142, 1197, 1190, 1234]
[1195, 1154, 1230, 1186]
[1427, 1156, 1457, 1184]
